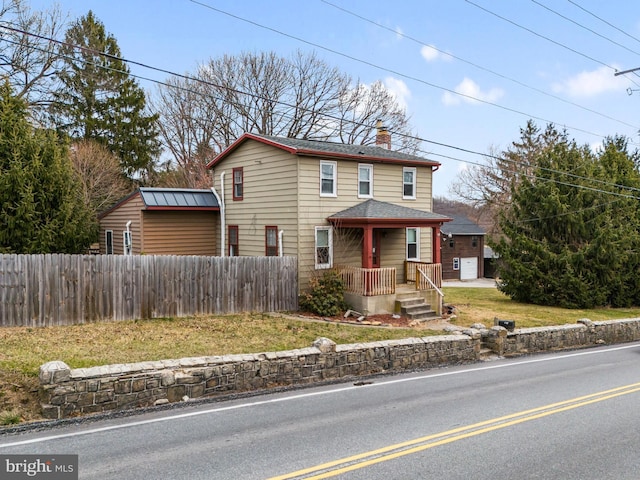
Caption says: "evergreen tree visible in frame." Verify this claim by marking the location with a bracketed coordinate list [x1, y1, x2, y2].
[0, 82, 97, 253]
[51, 11, 160, 180]
[492, 130, 640, 308]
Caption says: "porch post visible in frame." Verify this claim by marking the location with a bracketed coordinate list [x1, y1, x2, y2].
[362, 225, 373, 268]
[433, 225, 442, 264]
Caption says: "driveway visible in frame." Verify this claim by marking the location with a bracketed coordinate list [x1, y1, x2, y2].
[442, 278, 496, 288]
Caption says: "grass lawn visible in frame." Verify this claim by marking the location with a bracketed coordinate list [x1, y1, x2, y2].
[2, 286, 640, 425]
[443, 287, 640, 328]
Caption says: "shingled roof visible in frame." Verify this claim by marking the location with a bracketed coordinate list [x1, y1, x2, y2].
[439, 214, 485, 236]
[328, 199, 450, 223]
[208, 133, 440, 168]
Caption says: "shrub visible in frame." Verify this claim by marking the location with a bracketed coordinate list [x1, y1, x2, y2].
[0, 410, 21, 425]
[299, 270, 348, 317]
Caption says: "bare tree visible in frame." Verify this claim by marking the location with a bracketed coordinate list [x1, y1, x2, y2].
[0, 0, 66, 122]
[335, 80, 420, 153]
[151, 74, 217, 187]
[69, 139, 132, 214]
[152, 50, 418, 187]
[450, 120, 566, 234]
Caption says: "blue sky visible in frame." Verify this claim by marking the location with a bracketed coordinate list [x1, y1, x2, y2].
[33, 0, 640, 197]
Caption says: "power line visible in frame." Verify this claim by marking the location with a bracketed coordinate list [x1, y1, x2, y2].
[4, 22, 640, 202]
[188, 0, 627, 142]
[423, 147, 640, 201]
[464, 0, 617, 71]
[321, 0, 640, 132]
[531, 0, 640, 57]
[567, 0, 640, 47]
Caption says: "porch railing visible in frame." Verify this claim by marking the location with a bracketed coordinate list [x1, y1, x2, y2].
[338, 266, 396, 296]
[405, 261, 442, 289]
[416, 264, 444, 316]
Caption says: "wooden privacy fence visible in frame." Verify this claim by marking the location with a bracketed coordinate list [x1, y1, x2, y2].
[0, 254, 298, 327]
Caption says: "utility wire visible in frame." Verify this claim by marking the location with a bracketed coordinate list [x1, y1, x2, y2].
[464, 0, 617, 71]
[567, 0, 640, 47]
[4, 23, 640, 202]
[423, 148, 640, 200]
[531, 0, 640, 57]
[188, 0, 624, 142]
[321, 0, 640, 131]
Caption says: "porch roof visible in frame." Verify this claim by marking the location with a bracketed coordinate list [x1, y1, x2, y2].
[327, 199, 451, 228]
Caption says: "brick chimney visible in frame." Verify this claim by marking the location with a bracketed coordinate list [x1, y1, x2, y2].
[375, 120, 391, 149]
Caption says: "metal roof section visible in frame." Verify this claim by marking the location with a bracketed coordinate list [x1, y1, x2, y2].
[440, 214, 485, 236]
[329, 199, 450, 221]
[139, 188, 219, 210]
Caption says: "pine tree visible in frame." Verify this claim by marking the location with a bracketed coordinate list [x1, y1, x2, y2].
[51, 11, 160, 180]
[492, 130, 640, 308]
[0, 82, 97, 253]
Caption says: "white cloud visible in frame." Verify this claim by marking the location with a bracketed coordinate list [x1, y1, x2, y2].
[395, 26, 404, 40]
[420, 44, 452, 62]
[384, 77, 411, 110]
[442, 78, 504, 106]
[552, 66, 627, 97]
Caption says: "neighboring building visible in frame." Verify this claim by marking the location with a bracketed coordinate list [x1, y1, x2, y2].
[207, 129, 451, 303]
[439, 214, 485, 280]
[98, 188, 219, 256]
[484, 245, 498, 279]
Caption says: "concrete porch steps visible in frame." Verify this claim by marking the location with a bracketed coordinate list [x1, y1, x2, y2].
[395, 295, 439, 321]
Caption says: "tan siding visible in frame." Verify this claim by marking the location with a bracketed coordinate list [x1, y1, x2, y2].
[297, 157, 435, 288]
[333, 228, 363, 266]
[378, 228, 430, 283]
[211, 141, 299, 258]
[141, 211, 217, 255]
[99, 194, 144, 254]
[213, 138, 437, 291]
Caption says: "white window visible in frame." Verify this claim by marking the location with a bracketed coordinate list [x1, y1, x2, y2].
[406, 227, 419, 261]
[320, 161, 337, 197]
[403, 167, 416, 200]
[105, 230, 113, 255]
[358, 164, 373, 198]
[315, 226, 333, 269]
[453, 257, 460, 270]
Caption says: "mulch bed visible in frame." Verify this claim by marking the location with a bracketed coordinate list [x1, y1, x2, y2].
[295, 311, 434, 328]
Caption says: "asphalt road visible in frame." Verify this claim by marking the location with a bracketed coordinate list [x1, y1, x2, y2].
[2, 343, 640, 479]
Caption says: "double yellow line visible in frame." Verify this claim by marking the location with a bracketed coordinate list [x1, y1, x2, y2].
[269, 382, 640, 480]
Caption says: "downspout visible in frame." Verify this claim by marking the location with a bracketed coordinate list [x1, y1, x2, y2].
[124, 220, 132, 255]
[210, 171, 226, 257]
[278, 230, 284, 256]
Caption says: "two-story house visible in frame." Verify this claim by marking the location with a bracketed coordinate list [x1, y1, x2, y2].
[207, 130, 450, 315]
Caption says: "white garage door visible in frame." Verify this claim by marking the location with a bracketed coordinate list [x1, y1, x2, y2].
[460, 257, 478, 280]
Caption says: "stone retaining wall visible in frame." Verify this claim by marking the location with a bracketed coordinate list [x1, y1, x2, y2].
[39, 334, 478, 419]
[482, 318, 640, 356]
[39, 318, 640, 420]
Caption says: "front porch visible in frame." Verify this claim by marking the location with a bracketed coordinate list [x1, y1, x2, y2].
[338, 262, 444, 318]
[327, 199, 451, 318]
